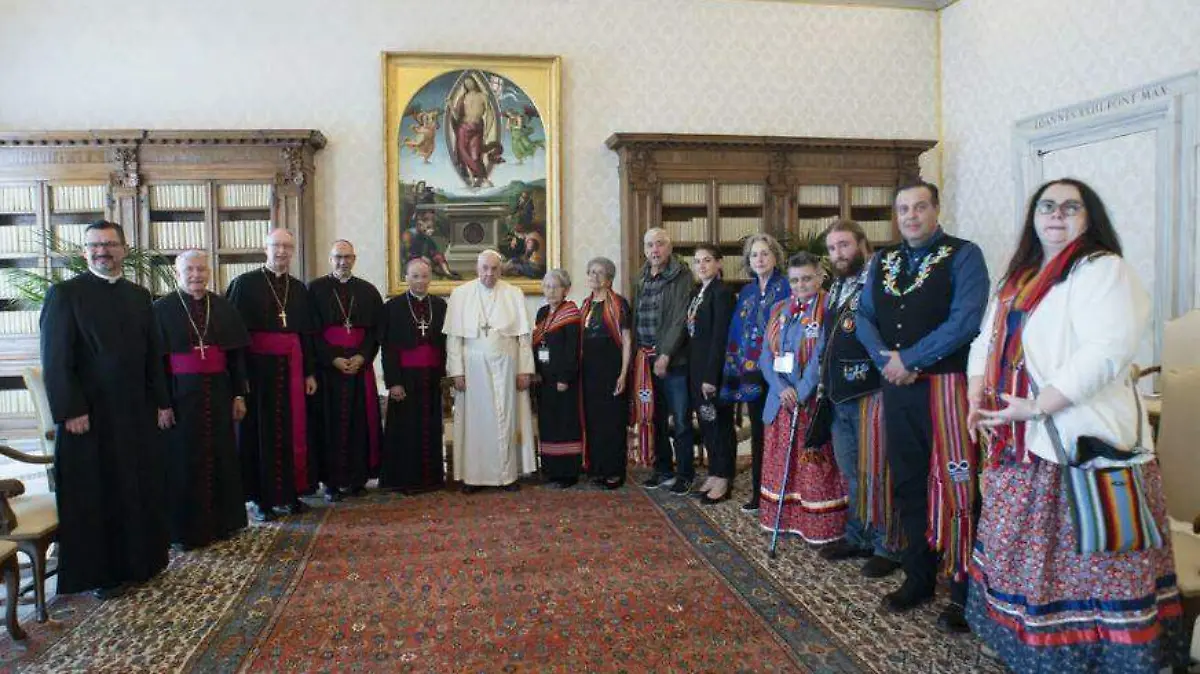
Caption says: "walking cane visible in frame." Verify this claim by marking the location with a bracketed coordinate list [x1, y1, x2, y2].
[768, 402, 802, 559]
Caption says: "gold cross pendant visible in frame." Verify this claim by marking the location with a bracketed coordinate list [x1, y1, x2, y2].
[279, 310, 288, 329]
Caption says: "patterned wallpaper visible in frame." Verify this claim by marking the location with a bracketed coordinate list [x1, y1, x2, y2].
[940, 0, 1200, 296]
[0, 0, 938, 296]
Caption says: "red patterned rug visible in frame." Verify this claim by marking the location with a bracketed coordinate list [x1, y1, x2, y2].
[235, 487, 814, 672]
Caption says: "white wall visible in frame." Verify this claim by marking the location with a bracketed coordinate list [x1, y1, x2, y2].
[940, 0, 1200, 284]
[0, 0, 938, 294]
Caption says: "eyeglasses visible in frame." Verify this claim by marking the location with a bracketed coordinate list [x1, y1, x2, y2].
[84, 241, 123, 250]
[1035, 199, 1085, 217]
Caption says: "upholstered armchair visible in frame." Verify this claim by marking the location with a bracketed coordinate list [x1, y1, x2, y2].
[0, 366, 61, 625]
[0, 445, 55, 625]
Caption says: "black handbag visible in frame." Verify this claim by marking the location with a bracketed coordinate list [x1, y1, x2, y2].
[803, 395, 833, 448]
[802, 300, 841, 448]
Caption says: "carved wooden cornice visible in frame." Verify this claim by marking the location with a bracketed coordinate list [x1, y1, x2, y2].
[142, 130, 326, 149]
[606, 132, 935, 155]
[0, 130, 326, 150]
[0, 131, 143, 147]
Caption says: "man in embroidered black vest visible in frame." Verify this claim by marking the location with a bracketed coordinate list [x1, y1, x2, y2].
[856, 182, 988, 634]
[804, 220, 903, 579]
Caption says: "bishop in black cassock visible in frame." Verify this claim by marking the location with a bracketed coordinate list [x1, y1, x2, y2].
[380, 258, 447, 492]
[225, 229, 317, 522]
[308, 241, 384, 501]
[154, 251, 251, 548]
[40, 221, 171, 598]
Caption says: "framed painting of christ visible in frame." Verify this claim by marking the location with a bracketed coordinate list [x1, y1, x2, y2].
[383, 52, 562, 296]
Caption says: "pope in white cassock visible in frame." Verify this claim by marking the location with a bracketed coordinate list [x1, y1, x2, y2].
[444, 250, 537, 492]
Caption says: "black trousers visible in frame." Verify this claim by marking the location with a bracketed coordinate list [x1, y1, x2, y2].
[881, 378, 971, 605]
[694, 392, 736, 479]
[747, 395, 767, 501]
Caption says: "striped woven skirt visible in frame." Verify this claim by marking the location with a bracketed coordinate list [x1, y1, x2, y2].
[966, 457, 1188, 673]
[758, 403, 847, 545]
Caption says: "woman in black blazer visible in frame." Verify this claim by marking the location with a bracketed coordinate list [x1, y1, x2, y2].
[686, 244, 736, 504]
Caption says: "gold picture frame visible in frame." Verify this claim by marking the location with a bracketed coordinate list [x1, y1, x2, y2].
[383, 52, 562, 296]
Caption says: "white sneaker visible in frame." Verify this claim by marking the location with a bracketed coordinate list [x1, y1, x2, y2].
[659, 477, 676, 489]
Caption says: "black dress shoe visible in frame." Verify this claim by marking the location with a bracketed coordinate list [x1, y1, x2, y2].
[503, 482, 521, 492]
[860, 556, 903, 579]
[740, 499, 760, 513]
[669, 477, 694, 495]
[819, 539, 875, 561]
[936, 603, 971, 634]
[461, 484, 482, 494]
[249, 502, 276, 522]
[349, 486, 368, 498]
[93, 584, 127, 601]
[641, 473, 668, 489]
[883, 580, 935, 613]
[603, 476, 625, 490]
[700, 490, 730, 505]
[323, 488, 344, 503]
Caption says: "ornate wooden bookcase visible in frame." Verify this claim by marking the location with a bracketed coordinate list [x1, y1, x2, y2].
[605, 133, 935, 289]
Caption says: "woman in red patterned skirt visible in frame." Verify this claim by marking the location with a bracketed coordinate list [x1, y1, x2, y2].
[967, 179, 1186, 672]
[757, 252, 847, 544]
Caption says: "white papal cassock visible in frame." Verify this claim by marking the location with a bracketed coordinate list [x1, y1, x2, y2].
[444, 279, 537, 486]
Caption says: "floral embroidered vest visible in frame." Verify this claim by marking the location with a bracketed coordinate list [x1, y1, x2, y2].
[871, 234, 970, 376]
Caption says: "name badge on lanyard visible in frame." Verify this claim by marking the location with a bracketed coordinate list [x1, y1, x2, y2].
[773, 352, 795, 374]
[537, 346, 550, 363]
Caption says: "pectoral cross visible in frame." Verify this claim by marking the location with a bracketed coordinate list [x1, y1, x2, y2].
[481, 323, 491, 337]
[416, 319, 430, 337]
[279, 310, 288, 329]
[194, 340, 207, 360]
[343, 318, 352, 334]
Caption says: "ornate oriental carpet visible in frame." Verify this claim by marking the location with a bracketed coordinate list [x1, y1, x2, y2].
[0, 476, 1005, 673]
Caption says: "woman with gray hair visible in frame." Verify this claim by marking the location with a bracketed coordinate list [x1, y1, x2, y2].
[533, 268, 584, 487]
[718, 233, 790, 512]
[580, 256, 633, 489]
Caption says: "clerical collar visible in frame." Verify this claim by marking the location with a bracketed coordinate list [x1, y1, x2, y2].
[331, 273, 352, 284]
[88, 268, 122, 284]
[409, 291, 427, 301]
[264, 266, 288, 278]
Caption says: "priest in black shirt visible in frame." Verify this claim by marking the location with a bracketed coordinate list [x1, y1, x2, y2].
[40, 220, 172, 600]
[154, 250, 250, 548]
[308, 240, 384, 501]
[226, 228, 318, 522]
[379, 258, 447, 492]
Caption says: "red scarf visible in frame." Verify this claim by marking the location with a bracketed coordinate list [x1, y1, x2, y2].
[579, 290, 624, 347]
[764, 292, 826, 367]
[982, 240, 1085, 464]
[532, 300, 581, 345]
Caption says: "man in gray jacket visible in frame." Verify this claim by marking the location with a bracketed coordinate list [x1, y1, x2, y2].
[631, 227, 696, 494]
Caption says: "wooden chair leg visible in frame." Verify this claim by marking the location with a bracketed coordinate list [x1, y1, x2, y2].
[19, 539, 49, 623]
[3, 557, 25, 641]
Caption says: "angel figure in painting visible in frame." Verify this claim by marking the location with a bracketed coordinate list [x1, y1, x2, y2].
[446, 71, 504, 188]
[503, 107, 544, 165]
[402, 107, 441, 163]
